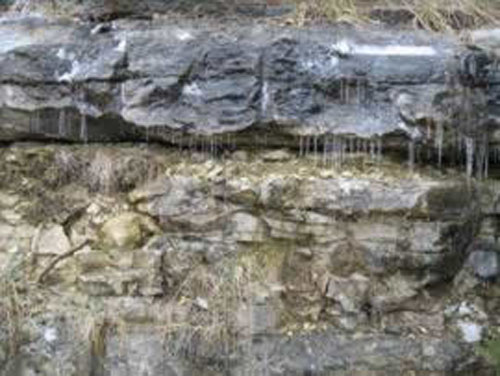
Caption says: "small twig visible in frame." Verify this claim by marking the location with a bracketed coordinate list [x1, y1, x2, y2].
[37, 239, 91, 284]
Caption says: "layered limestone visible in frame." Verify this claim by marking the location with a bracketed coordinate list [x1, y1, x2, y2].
[0, 17, 494, 150]
[2, 10, 500, 376]
[0, 145, 498, 376]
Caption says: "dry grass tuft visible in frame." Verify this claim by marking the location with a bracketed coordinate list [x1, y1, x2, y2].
[0, 252, 36, 367]
[404, 0, 500, 31]
[163, 257, 248, 367]
[85, 149, 164, 194]
[294, 0, 368, 26]
[292, 0, 500, 31]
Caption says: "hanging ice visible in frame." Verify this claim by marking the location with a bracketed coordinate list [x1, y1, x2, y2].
[58, 109, 66, 137]
[80, 114, 88, 143]
[408, 140, 415, 171]
[370, 140, 375, 160]
[322, 136, 328, 165]
[376, 137, 382, 162]
[33, 111, 40, 133]
[465, 137, 474, 178]
[435, 122, 444, 168]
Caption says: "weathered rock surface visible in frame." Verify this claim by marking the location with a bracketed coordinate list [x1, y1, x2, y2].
[0, 145, 498, 376]
[0, 16, 495, 154]
[2, 9, 500, 376]
[466, 247, 500, 281]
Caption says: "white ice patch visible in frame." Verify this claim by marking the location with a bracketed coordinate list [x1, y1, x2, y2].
[176, 30, 194, 41]
[457, 321, 482, 343]
[332, 39, 436, 57]
[302, 56, 339, 72]
[398, 122, 422, 140]
[332, 39, 352, 56]
[353, 45, 436, 56]
[58, 59, 81, 83]
[56, 48, 66, 60]
[458, 302, 474, 317]
[44, 328, 57, 343]
[182, 83, 203, 97]
[115, 38, 127, 52]
[90, 24, 107, 35]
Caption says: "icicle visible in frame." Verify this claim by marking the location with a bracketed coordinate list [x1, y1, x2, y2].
[356, 138, 362, 155]
[58, 109, 66, 137]
[332, 137, 338, 168]
[356, 79, 366, 105]
[349, 138, 354, 155]
[484, 136, 489, 179]
[377, 137, 382, 163]
[477, 134, 488, 179]
[305, 136, 310, 157]
[80, 114, 88, 143]
[194, 135, 199, 153]
[425, 120, 432, 161]
[199, 136, 204, 154]
[33, 111, 41, 133]
[465, 137, 474, 178]
[485, 145, 489, 179]
[339, 137, 344, 164]
[322, 136, 328, 165]
[188, 135, 194, 151]
[340, 78, 345, 104]
[337, 137, 342, 168]
[370, 139, 375, 160]
[330, 136, 336, 168]
[342, 137, 347, 164]
[408, 140, 415, 171]
[356, 79, 361, 105]
[345, 79, 350, 104]
[416, 144, 422, 165]
[299, 136, 304, 157]
[435, 122, 444, 169]
[314, 136, 318, 163]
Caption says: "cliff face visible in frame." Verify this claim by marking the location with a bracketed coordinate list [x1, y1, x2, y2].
[1, 12, 500, 376]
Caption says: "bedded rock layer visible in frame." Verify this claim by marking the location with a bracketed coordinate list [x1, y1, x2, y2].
[0, 145, 498, 376]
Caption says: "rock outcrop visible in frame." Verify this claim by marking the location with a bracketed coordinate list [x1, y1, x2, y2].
[0, 17, 496, 156]
[0, 145, 498, 376]
[1, 12, 500, 376]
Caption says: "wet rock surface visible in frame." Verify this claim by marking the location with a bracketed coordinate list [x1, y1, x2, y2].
[0, 16, 494, 148]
